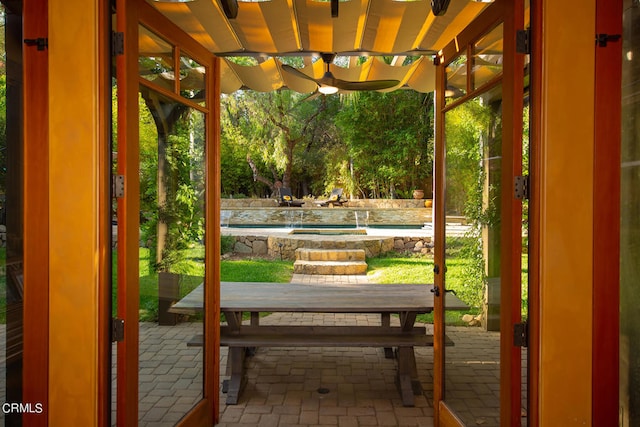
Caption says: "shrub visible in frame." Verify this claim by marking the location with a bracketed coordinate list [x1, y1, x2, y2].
[221, 235, 235, 254]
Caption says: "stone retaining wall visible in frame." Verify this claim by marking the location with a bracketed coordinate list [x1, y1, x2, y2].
[222, 199, 281, 208]
[225, 234, 433, 260]
[221, 207, 432, 227]
[221, 198, 430, 209]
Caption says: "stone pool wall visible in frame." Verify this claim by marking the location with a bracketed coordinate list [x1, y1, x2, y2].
[221, 198, 430, 209]
[221, 206, 432, 227]
[220, 198, 435, 259]
[224, 234, 433, 260]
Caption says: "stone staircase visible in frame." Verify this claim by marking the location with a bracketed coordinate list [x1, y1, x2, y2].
[293, 248, 367, 275]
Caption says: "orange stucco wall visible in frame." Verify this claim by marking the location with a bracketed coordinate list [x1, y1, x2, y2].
[48, 1, 101, 425]
[538, 0, 595, 424]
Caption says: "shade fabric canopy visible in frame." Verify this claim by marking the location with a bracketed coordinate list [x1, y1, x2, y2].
[145, 0, 493, 94]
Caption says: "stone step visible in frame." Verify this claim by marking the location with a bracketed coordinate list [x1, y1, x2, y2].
[293, 260, 368, 275]
[295, 248, 366, 262]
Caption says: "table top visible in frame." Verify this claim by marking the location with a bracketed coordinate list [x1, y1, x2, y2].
[170, 281, 468, 314]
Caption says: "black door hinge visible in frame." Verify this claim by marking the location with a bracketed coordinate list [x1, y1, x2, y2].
[596, 33, 621, 47]
[112, 31, 124, 56]
[331, 0, 339, 17]
[112, 318, 125, 343]
[24, 38, 48, 51]
[514, 175, 529, 200]
[516, 29, 530, 54]
[514, 322, 528, 347]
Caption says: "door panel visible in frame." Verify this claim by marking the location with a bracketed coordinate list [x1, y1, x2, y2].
[115, 1, 218, 425]
[136, 87, 206, 425]
[2, 3, 27, 426]
[433, 0, 527, 425]
[443, 84, 503, 426]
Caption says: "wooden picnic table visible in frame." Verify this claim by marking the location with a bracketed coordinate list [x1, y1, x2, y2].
[171, 281, 467, 406]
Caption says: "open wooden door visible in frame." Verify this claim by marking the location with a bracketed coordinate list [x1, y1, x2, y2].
[114, 0, 220, 425]
[433, 0, 528, 425]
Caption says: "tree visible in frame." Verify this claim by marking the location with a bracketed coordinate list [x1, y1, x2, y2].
[335, 91, 434, 198]
[221, 90, 339, 197]
[138, 87, 205, 272]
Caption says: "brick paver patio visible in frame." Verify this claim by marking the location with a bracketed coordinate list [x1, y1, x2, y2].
[0, 274, 505, 426]
[129, 275, 503, 426]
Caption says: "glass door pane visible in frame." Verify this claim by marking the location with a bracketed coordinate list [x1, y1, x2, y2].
[443, 84, 503, 425]
[521, 78, 530, 427]
[620, 4, 640, 425]
[137, 88, 206, 425]
[1, 3, 24, 424]
[472, 24, 503, 91]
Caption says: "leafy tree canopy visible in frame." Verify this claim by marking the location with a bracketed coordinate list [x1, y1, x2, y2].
[221, 88, 435, 200]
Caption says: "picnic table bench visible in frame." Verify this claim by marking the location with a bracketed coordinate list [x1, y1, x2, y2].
[171, 281, 467, 406]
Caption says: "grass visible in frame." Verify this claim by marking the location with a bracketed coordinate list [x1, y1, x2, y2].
[368, 250, 529, 325]
[221, 259, 293, 282]
[0, 241, 528, 325]
[367, 252, 480, 326]
[367, 254, 434, 284]
[115, 247, 294, 321]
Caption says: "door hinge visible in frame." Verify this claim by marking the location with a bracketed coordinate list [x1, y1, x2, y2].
[112, 318, 125, 343]
[113, 175, 125, 198]
[112, 31, 124, 56]
[516, 28, 530, 54]
[596, 33, 621, 48]
[514, 175, 529, 200]
[514, 322, 528, 347]
[24, 37, 48, 51]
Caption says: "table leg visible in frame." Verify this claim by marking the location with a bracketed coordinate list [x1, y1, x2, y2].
[246, 312, 259, 356]
[224, 311, 243, 330]
[225, 346, 247, 405]
[250, 312, 259, 326]
[381, 313, 394, 359]
[399, 311, 418, 332]
[396, 346, 422, 407]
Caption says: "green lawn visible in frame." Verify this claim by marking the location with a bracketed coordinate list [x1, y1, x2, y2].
[367, 253, 480, 325]
[117, 247, 293, 321]
[367, 255, 434, 284]
[368, 251, 529, 325]
[221, 259, 293, 282]
[0, 245, 527, 325]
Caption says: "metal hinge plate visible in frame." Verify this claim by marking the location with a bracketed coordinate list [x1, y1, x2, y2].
[516, 29, 530, 54]
[112, 318, 125, 343]
[596, 33, 621, 48]
[112, 31, 124, 56]
[514, 322, 528, 347]
[24, 37, 48, 51]
[514, 175, 529, 200]
[113, 175, 124, 198]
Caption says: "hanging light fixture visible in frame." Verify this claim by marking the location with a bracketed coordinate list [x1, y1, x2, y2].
[318, 85, 339, 95]
[213, 0, 271, 20]
[310, 0, 350, 18]
[430, 0, 451, 16]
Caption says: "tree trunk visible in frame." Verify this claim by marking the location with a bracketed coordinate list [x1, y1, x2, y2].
[246, 154, 275, 194]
